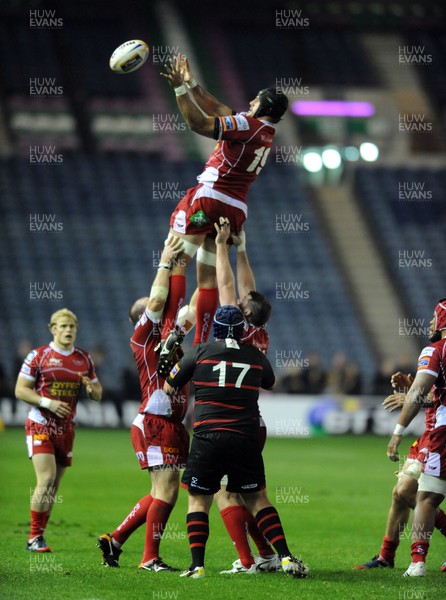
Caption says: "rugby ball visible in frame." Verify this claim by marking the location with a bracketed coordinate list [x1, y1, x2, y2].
[109, 40, 149, 74]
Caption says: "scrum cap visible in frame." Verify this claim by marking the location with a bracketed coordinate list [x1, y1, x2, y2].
[253, 88, 289, 121]
[213, 305, 245, 341]
[434, 298, 446, 332]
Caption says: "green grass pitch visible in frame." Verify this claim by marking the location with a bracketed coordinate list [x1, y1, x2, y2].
[0, 428, 444, 600]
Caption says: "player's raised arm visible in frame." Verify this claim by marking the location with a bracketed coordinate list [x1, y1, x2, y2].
[232, 229, 256, 299]
[161, 55, 219, 138]
[147, 235, 184, 315]
[179, 54, 232, 117]
[214, 217, 237, 307]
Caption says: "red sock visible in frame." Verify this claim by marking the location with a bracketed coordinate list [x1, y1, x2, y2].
[142, 498, 174, 563]
[220, 506, 254, 568]
[242, 506, 272, 556]
[112, 494, 153, 546]
[161, 274, 186, 339]
[411, 539, 429, 563]
[29, 510, 48, 540]
[193, 288, 219, 345]
[434, 508, 446, 537]
[379, 536, 399, 563]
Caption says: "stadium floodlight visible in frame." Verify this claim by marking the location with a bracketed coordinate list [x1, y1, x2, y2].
[344, 146, 360, 161]
[292, 100, 375, 117]
[359, 142, 379, 162]
[321, 148, 342, 170]
[302, 151, 323, 172]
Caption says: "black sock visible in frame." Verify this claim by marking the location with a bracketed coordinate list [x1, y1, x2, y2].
[255, 506, 290, 557]
[186, 511, 209, 568]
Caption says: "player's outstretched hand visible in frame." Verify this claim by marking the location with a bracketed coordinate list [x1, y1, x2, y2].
[214, 216, 231, 245]
[387, 434, 402, 462]
[383, 392, 405, 412]
[161, 235, 184, 266]
[231, 229, 246, 250]
[161, 54, 184, 88]
[391, 371, 413, 391]
[178, 54, 193, 85]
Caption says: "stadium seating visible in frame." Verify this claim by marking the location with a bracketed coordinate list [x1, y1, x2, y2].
[355, 166, 446, 320]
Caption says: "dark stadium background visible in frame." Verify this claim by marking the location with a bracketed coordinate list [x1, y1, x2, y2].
[0, 0, 445, 422]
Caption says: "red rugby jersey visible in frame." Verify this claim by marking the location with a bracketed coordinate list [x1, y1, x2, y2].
[131, 307, 188, 422]
[417, 339, 446, 428]
[197, 113, 276, 203]
[19, 342, 97, 425]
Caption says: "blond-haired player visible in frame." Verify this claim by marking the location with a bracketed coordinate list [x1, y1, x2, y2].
[15, 308, 102, 552]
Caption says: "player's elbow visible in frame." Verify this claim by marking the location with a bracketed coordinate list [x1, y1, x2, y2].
[15, 379, 26, 401]
[147, 297, 165, 314]
[189, 117, 213, 138]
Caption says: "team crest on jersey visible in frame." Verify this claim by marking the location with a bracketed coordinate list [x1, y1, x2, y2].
[190, 210, 209, 227]
[73, 359, 85, 366]
[49, 357, 63, 367]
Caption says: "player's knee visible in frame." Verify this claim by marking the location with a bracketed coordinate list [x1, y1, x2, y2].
[36, 473, 57, 489]
[242, 491, 269, 515]
[214, 488, 241, 510]
[393, 477, 417, 509]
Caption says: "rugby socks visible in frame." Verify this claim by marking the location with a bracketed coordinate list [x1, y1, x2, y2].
[242, 506, 273, 556]
[193, 288, 219, 345]
[379, 536, 399, 564]
[220, 506, 254, 568]
[411, 540, 429, 563]
[186, 512, 209, 568]
[29, 510, 48, 541]
[142, 498, 174, 563]
[161, 274, 186, 340]
[255, 506, 291, 557]
[434, 508, 446, 536]
[112, 494, 153, 547]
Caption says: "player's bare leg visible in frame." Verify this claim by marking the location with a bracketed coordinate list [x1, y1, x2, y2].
[27, 454, 59, 552]
[353, 466, 417, 569]
[404, 489, 445, 577]
[45, 463, 66, 521]
[354, 463, 446, 571]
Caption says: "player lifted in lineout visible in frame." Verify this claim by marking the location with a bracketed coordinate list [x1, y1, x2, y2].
[159, 53, 288, 348]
